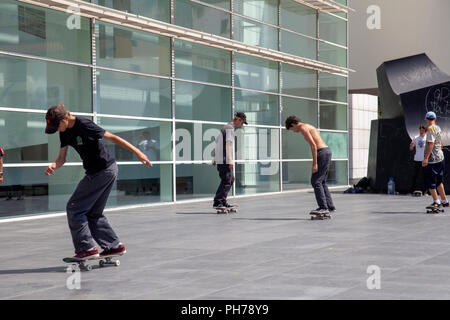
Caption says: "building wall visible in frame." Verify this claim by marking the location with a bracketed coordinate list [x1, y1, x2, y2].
[0, 0, 349, 218]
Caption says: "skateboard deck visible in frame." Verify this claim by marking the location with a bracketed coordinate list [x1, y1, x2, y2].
[310, 212, 331, 220]
[426, 208, 444, 214]
[216, 205, 238, 214]
[63, 253, 122, 271]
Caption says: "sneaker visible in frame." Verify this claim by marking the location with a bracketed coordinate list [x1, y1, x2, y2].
[426, 202, 443, 210]
[213, 202, 223, 208]
[310, 208, 329, 215]
[100, 244, 126, 257]
[329, 207, 337, 213]
[223, 203, 237, 208]
[74, 247, 99, 260]
[442, 202, 449, 208]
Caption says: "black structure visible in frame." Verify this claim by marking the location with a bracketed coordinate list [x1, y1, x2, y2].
[369, 54, 450, 193]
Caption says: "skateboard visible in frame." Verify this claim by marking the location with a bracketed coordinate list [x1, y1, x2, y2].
[426, 207, 444, 214]
[413, 191, 423, 197]
[216, 205, 238, 214]
[310, 212, 331, 220]
[63, 254, 122, 271]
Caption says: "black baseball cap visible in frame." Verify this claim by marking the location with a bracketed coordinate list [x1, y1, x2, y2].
[45, 104, 68, 134]
[235, 112, 248, 125]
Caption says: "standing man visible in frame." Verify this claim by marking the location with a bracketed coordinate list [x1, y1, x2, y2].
[212, 112, 247, 209]
[409, 125, 427, 195]
[0, 146, 4, 185]
[422, 111, 449, 211]
[285, 116, 336, 216]
[45, 104, 152, 259]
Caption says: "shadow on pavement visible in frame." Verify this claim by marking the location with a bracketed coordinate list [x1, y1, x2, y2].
[0, 266, 67, 275]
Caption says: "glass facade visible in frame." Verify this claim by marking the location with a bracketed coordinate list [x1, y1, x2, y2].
[0, 0, 348, 218]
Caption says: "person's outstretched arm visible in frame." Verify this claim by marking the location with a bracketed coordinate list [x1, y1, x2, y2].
[45, 146, 68, 176]
[103, 132, 152, 167]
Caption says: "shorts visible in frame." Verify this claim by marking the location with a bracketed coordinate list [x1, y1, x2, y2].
[424, 160, 445, 190]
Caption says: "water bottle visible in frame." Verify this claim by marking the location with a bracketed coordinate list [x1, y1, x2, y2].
[387, 177, 395, 195]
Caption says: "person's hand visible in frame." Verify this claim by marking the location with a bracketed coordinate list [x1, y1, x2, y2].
[45, 163, 57, 176]
[422, 158, 428, 167]
[229, 163, 234, 169]
[137, 151, 152, 168]
[212, 160, 216, 166]
[312, 164, 318, 173]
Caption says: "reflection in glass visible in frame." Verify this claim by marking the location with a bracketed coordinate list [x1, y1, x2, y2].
[319, 72, 347, 103]
[0, 55, 92, 113]
[95, 0, 170, 23]
[282, 161, 312, 190]
[280, 30, 316, 61]
[176, 164, 221, 200]
[319, 42, 347, 68]
[97, 69, 171, 118]
[321, 131, 348, 159]
[234, 53, 278, 93]
[234, 16, 278, 51]
[235, 162, 280, 195]
[234, 0, 278, 25]
[234, 89, 279, 126]
[281, 63, 317, 99]
[319, 13, 347, 46]
[320, 102, 347, 131]
[174, 0, 231, 38]
[235, 126, 280, 161]
[282, 129, 311, 159]
[96, 21, 170, 76]
[175, 81, 231, 122]
[97, 117, 172, 162]
[175, 40, 231, 86]
[280, 0, 316, 37]
[328, 160, 348, 185]
[281, 96, 318, 128]
[0, 0, 91, 63]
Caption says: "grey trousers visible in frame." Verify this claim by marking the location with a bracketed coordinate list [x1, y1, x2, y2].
[66, 163, 120, 254]
[311, 148, 335, 210]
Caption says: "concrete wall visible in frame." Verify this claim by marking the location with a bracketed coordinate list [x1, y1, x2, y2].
[348, 0, 450, 92]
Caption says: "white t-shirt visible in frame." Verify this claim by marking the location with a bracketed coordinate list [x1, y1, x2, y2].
[413, 135, 426, 162]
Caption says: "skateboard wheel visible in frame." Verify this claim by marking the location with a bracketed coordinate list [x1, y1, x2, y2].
[86, 264, 92, 271]
[114, 260, 120, 266]
[99, 260, 105, 267]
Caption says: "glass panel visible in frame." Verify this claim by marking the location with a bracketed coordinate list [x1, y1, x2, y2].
[280, 0, 316, 37]
[282, 129, 311, 159]
[94, 0, 170, 23]
[175, 122, 223, 161]
[175, 81, 231, 122]
[234, 0, 278, 25]
[319, 42, 347, 68]
[176, 164, 221, 200]
[328, 160, 348, 185]
[234, 89, 279, 126]
[0, 55, 92, 113]
[0, 0, 91, 63]
[235, 162, 280, 195]
[321, 131, 348, 159]
[97, 69, 171, 118]
[97, 117, 172, 162]
[281, 96, 318, 128]
[282, 161, 312, 190]
[320, 102, 347, 131]
[319, 72, 347, 103]
[175, 40, 231, 86]
[280, 30, 316, 61]
[234, 53, 278, 93]
[235, 126, 280, 161]
[200, 0, 230, 10]
[174, 0, 231, 38]
[108, 164, 173, 206]
[0, 165, 85, 218]
[319, 13, 347, 46]
[281, 63, 317, 99]
[234, 16, 278, 50]
[96, 21, 170, 76]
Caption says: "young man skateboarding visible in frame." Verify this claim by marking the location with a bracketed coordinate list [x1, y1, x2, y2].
[212, 112, 247, 210]
[44, 104, 151, 259]
[422, 111, 448, 211]
[285, 116, 336, 216]
[409, 125, 427, 195]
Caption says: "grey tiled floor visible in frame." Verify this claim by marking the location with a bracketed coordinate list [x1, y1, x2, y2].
[1, 191, 450, 300]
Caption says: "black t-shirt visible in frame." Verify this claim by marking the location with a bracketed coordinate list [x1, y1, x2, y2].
[60, 117, 115, 174]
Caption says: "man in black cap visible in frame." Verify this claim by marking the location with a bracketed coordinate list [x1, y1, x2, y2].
[45, 104, 152, 260]
[212, 112, 247, 210]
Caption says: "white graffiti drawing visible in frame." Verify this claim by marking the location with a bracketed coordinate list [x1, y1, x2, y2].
[425, 85, 450, 119]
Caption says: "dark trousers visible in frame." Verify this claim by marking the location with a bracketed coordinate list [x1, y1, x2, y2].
[66, 163, 120, 254]
[311, 148, 335, 210]
[411, 160, 426, 193]
[214, 164, 234, 205]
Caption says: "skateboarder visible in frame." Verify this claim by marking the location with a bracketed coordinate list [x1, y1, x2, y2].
[212, 112, 247, 210]
[44, 104, 152, 260]
[285, 116, 336, 216]
[422, 111, 448, 211]
[409, 125, 427, 195]
[0, 146, 4, 185]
